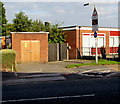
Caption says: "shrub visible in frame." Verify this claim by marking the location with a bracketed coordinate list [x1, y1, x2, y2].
[0, 49, 16, 72]
[7, 43, 12, 49]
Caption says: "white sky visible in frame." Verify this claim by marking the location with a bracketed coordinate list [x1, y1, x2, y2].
[1, 0, 120, 28]
[1, 0, 119, 2]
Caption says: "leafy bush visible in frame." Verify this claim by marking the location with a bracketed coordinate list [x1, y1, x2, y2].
[7, 43, 12, 49]
[0, 49, 16, 71]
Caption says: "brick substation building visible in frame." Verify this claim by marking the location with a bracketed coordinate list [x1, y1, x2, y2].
[11, 32, 49, 63]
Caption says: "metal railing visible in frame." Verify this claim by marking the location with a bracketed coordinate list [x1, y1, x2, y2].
[80, 46, 119, 59]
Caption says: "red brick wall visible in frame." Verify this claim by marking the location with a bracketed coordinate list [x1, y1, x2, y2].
[99, 30, 110, 54]
[11, 32, 48, 63]
[64, 28, 110, 59]
[65, 30, 77, 59]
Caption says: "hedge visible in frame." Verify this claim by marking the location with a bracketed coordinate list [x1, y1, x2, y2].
[0, 49, 16, 72]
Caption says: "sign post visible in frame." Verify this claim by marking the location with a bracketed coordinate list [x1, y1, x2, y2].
[95, 33, 98, 63]
[92, 6, 98, 63]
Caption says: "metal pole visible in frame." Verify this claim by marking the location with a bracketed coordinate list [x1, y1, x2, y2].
[84, 3, 99, 63]
[95, 37, 98, 63]
[67, 43, 69, 60]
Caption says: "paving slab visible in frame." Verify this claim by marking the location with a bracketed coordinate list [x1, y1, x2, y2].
[16, 60, 91, 73]
[69, 64, 119, 73]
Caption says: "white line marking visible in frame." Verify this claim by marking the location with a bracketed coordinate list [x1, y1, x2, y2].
[1, 94, 95, 103]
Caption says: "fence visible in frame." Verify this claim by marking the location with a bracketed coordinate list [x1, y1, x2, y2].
[48, 43, 68, 62]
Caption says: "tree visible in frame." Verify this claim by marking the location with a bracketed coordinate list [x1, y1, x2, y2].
[13, 12, 32, 32]
[31, 20, 45, 32]
[48, 23, 66, 43]
[0, 1, 7, 36]
[13, 12, 45, 32]
[6, 23, 15, 36]
[12, 11, 66, 43]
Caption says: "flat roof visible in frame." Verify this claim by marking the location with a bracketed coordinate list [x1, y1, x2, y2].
[10, 32, 49, 34]
[60, 25, 120, 31]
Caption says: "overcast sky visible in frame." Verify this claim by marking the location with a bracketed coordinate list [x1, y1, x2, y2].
[1, 0, 119, 28]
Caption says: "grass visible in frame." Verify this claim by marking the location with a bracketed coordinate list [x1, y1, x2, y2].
[66, 59, 120, 68]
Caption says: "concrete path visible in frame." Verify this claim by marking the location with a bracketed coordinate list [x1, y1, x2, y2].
[17, 60, 119, 74]
[69, 64, 119, 73]
[105, 64, 120, 72]
[17, 60, 92, 74]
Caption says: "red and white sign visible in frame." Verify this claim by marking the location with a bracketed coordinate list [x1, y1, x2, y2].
[92, 7, 98, 32]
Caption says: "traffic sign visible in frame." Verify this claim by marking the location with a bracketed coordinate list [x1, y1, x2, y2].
[92, 7, 98, 32]
[94, 31, 97, 38]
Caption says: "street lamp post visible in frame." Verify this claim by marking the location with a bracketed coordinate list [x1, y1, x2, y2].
[84, 3, 89, 6]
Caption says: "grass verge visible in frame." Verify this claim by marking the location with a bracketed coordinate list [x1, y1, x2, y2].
[66, 59, 120, 68]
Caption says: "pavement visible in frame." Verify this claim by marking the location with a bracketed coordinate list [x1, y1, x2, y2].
[16, 59, 95, 73]
[1, 59, 120, 85]
[69, 64, 119, 73]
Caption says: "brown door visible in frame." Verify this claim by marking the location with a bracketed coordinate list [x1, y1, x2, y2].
[31, 40, 40, 62]
[21, 40, 40, 62]
[21, 41, 31, 62]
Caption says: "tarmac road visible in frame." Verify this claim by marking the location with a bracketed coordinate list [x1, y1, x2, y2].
[2, 76, 120, 104]
[1, 60, 120, 104]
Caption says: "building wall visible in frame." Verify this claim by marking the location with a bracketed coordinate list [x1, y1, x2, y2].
[63, 26, 120, 59]
[65, 30, 77, 59]
[65, 29, 110, 58]
[109, 31, 120, 54]
[80, 29, 110, 55]
[11, 32, 48, 63]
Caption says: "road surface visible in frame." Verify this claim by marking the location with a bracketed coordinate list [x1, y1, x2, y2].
[2, 76, 120, 104]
